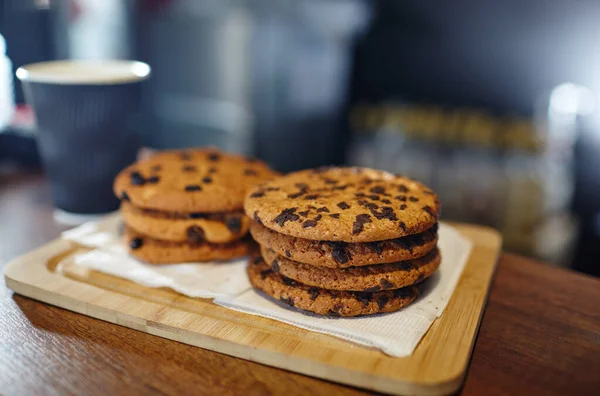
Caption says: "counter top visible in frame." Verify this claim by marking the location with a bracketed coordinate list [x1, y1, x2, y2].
[1, 171, 599, 395]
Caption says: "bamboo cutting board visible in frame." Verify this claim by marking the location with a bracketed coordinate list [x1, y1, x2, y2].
[4, 222, 501, 396]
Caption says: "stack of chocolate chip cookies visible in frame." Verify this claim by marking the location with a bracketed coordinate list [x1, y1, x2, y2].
[244, 167, 441, 317]
[113, 148, 278, 264]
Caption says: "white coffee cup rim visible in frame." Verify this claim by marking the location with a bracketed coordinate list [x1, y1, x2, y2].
[16, 59, 151, 85]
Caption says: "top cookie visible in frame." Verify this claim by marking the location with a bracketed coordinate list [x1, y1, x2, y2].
[114, 148, 279, 213]
[244, 167, 440, 242]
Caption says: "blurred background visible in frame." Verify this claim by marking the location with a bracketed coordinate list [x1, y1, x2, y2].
[2, 0, 600, 276]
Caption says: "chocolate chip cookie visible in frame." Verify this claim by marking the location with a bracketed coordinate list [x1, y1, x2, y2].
[124, 226, 256, 264]
[114, 148, 279, 213]
[261, 245, 440, 292]
[121, 202, 249, 244]
[250, 221, 438, 268]
[247, 255, 419, 317]
[244, 167, 440, 242]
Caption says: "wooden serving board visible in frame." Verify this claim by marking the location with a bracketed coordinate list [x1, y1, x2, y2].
[4, 222, 501, 396]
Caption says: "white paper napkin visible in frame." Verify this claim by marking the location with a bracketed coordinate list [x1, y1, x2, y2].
[60, 214, 250, 299]
[61, 216, 472, 357]
[214, 223, 472, 357]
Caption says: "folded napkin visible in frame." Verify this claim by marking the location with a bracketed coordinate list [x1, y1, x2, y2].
[61, 216, 472, 357]
[60, 214, 250, 299]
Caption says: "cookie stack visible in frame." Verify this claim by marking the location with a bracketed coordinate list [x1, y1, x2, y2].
[244, 167, 441, 317]
[113, 148, 278, 264]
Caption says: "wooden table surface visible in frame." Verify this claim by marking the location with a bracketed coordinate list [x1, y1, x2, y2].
[1, 171, 599, 396]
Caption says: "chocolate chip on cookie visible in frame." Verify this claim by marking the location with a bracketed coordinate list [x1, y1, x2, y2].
[130, 171, 145, 186]
[280, 296, 295, 307]
[187, 225, 206, 244]
[337, 202, 350, 210]
[380, 278, 395, 289]
[302, 219, 318, 228]
[423, 205, 437, 217]
[326, 241, 351, 264]
[271, 259, 280, 272]
[352, 214, 372, 235]
[185, 184, 202, 192]
[130, 237, 143, 249]
[225, 215, 242, 234]
[370, 186, 386, 195]
[147, 175, 160, 184]
[273, 208, 299, 227]
[260, 269, 273, 279]
[308, 287, 320, 301]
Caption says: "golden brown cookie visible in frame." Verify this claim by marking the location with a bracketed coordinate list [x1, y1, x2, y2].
[124, 226, 256, 264]
[247, 256, 419, 317]
[121, 202, 249, 244]
[244, 167, 440, 242]
[250, 221, 438, 268]
[261, 245, 440, 292]
[114, 148, 279, 213]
